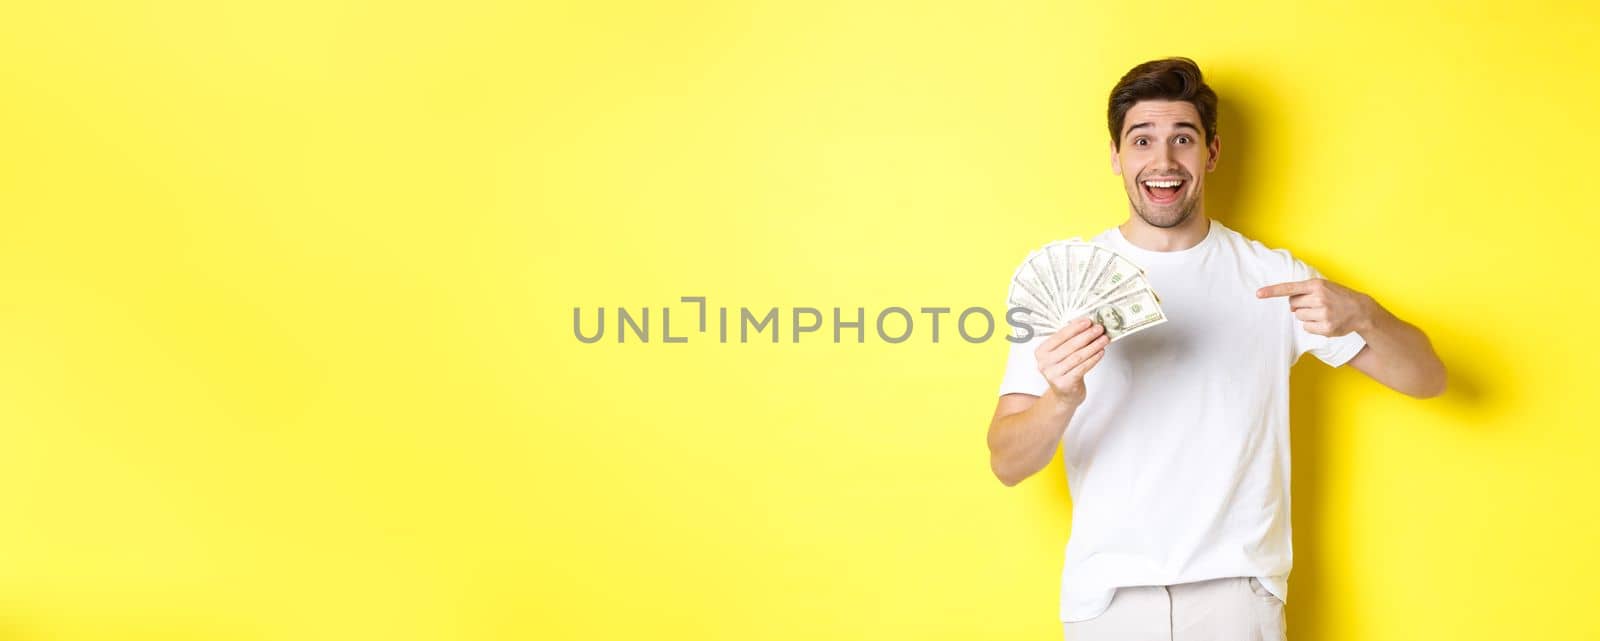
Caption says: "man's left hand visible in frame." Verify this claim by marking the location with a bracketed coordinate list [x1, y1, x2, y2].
[1256, 278, 1377, 337]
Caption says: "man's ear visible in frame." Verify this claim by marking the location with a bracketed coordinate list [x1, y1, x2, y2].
[1110, 140, 1121, 175]
[1206, 135, 1221, 172]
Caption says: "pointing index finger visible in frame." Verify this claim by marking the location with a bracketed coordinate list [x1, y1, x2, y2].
[1256, 280, 1313, 299]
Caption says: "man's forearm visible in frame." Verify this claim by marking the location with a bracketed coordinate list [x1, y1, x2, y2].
[988, 391, 1080, 486]
[1355, 301, 1448, 398]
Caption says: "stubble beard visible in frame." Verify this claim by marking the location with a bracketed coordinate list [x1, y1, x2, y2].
[1130, 184, 1202, 229]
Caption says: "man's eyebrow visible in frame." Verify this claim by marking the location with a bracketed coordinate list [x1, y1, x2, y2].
[1123, 121, 1203, 138]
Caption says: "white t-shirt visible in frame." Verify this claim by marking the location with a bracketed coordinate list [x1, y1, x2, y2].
[997, 218, 1366, 623]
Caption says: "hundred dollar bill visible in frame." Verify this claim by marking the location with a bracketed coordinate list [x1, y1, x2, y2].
[1007, 290, 1062, 336]
[1008, 239, 1166, 340]
[1066, 244, 1097, 309]
[1045, 243, 1074, 311]
[1027, 251, 1062, 308]
[1073, 247, 1114, 310]
[1008, 258, 1064, 335]
[1078, 253, 1147, 312]
[1083, 286, 1167, 341]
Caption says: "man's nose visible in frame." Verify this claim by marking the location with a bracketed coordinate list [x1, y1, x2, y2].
[1154, 143, 1178, 168]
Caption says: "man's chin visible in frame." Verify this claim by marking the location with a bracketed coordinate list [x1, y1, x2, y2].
[1136, 207, 1193, 229]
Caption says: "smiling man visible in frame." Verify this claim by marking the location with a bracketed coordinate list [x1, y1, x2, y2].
[985, 58, 1448, 641]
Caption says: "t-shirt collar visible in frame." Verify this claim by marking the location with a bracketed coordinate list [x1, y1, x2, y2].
[1108, 217, 1220, 264]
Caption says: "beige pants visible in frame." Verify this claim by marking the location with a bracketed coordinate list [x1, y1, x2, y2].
[1062, 577, 1286, 641]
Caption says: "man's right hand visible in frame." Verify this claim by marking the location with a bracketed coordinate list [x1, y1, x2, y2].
[990, 317, 1109, 486]
[1034, 318, 1110, 408]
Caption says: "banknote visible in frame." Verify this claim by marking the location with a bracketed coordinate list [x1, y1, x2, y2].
[1083, 286, 1167, 341]
[1078, 253, 1144, 311]
[1007, 240, 1166, 342]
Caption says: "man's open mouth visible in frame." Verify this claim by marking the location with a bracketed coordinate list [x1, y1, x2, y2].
[1141, 178, 1185, 205]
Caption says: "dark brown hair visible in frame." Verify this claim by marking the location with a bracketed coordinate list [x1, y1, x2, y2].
[1107, 57, 1218, 149]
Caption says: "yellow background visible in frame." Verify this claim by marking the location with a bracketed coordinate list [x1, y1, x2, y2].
[2, 1, 1597, 639]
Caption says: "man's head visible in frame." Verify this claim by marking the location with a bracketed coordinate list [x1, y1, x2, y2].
[1107, 57, 1221, 229]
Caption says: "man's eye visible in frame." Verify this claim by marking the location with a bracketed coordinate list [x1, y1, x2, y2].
[1176, 135, 1191, 144]
[1134, 138, 1148, 146]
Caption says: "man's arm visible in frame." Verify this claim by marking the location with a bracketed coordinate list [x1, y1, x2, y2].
[1344, 306, 1447, 398]
[1258, 278, 1447, 398]
[987, 319, 1107, 486]
[988, 391, 1081, 487]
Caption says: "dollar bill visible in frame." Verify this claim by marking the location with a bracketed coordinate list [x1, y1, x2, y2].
[1078, 252, 1145, 311]
[1008, 239, 1167, 341]
[1065, 244, 1098, 310]
[1046, 243, 1074, 309]
[1027, 251, 1061, 307]
[1084, 286, 1167, 341]
[1011, 259, 1064, 326]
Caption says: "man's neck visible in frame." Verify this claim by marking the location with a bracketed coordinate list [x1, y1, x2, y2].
[1118, 213, 1212, 252]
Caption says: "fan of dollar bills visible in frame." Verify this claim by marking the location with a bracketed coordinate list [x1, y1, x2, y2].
[1008, 239, 1168, 341]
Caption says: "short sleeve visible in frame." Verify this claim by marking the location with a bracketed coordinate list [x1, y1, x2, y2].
[998, 333, 1050, 396]
[1290, 259, 1368, 367]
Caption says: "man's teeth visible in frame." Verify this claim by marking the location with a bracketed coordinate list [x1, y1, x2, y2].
[1143, 179, 1183, 188]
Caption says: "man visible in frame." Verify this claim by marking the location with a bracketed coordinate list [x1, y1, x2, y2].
[986, 58, 1447, 641]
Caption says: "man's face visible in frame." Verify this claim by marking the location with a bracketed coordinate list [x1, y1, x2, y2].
[1111, 100, 1220, 229]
